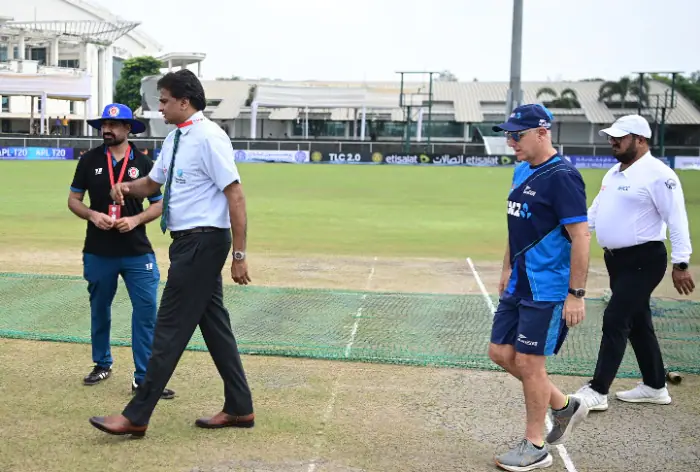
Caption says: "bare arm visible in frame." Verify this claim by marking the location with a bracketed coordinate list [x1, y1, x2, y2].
[565, 221, 591, 290]
[223, 182, 247, 252]
[120, 176, 162, 200]
[502, 241, 511, 271]
[134, 199, 162, 225]
[67, 190, 96, 221]
[68, 190, 114, 231]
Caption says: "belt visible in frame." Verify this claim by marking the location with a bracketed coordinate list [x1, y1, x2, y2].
[602, 240, 663, 256]
[170, 226, 226, 240]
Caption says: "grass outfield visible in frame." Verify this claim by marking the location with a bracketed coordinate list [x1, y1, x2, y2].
[2, 160, 698, 262]
[1, 161, 700, 472]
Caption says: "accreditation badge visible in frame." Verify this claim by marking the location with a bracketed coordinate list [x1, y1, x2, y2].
[108, 204, 121, 220]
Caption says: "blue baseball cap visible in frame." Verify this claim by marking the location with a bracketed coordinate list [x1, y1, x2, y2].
[492, 104, 554, 133]
[87, 103, 146, 134]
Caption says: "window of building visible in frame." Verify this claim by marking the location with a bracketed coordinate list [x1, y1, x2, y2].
[364, 120, 464, 139]
[30, 48, 47, 65]
[58, 59, 80, 68]
[0, 46, 8, 62]
[206, 99, 222, 107]
[1, 97, 9, 112]
[293, 120, 346, 137]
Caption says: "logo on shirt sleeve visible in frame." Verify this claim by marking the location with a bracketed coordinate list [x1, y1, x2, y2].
[665, 179, 677, 190]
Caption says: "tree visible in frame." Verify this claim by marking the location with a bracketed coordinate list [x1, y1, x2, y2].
[598, 76, 649, 108]
[652, 71, 700, 110]
[536, 87, 580, 108]
[114, 56, 163, 112]
[244, 85, 257, 107]
[437, 70, 458, 82]
[216, 75, 242, 81]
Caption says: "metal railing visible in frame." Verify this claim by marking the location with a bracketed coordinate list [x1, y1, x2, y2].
[1, 136, 699, 157]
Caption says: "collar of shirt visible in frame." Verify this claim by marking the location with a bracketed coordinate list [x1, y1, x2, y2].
[103, 143, 135, 166]
[176, 111, 205, 136]
[612, 151, 652, 177]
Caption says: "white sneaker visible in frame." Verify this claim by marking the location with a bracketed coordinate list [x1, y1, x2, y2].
[571, 384, 609, 411]
[615, 382, 672, 405]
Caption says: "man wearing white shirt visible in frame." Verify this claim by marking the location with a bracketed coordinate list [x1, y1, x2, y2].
[572, 114, 695, 411]
[88, 69, 255, 437]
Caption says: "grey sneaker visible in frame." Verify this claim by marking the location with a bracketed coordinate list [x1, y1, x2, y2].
[546, 395, 589, 446]
[495, 439, 553, 471]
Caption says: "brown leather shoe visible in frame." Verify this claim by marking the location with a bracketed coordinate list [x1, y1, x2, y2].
[89, 414, 147, 437]
[194, 411, 255, 429]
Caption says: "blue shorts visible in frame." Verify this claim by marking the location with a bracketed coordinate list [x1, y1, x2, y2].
[490, 293, 568, 356]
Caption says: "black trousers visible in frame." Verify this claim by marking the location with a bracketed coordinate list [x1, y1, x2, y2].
[589, 241, 668, 395]
[122, 229, 253, 426]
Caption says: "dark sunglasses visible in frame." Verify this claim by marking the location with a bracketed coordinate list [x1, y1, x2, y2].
[504, 128, 535, 142]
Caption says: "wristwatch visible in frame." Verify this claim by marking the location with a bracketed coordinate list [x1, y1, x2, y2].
[568, 288, 586, 298]
[233, 250, 246, 261]
[673, 262, 689, 271]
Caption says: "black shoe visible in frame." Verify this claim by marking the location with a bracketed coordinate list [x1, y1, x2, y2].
[132, 380, 176, 400]
[84, 365, 112, 386]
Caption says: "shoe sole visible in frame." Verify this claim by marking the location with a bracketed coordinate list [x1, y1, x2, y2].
[547, 402, 590, 446]
[194, 420, 255, 429]
[616, 396, 672, 405]
[88, 418, 146, 438]
[495, 453, 553, 471]
[588, 403, 609, 411]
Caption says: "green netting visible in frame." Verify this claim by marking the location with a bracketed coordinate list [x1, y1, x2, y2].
[1, 272, 699, 377]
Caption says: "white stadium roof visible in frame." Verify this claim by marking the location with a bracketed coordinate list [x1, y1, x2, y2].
[194, 79, 700, 125]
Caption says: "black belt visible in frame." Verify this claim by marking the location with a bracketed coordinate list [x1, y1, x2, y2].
[170, 226, 226, 240]
[603, 240, 663, 256]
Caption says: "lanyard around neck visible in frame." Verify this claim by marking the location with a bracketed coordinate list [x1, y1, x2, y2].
[106, 145, 131, 189]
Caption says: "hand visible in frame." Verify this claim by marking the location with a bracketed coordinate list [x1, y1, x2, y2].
[672, 268, 695, 296]
[114, 216, 139, 233]
[231, 260, 251, 285]
[89, 211, 115, 231]
[563, 294, 585, 328]
[110, 182, 129, 205]
[498, 268, 512, 297]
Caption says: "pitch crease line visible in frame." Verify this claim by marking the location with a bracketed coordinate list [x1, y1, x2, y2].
[307, 256, 377, 472]
[465, 257, 578, 472]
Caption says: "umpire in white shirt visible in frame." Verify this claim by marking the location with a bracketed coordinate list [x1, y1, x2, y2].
[88, 69, 255, 437]
[572, 114, 695, 412]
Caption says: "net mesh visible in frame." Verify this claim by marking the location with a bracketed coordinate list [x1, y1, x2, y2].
[1, 272, 699, 377]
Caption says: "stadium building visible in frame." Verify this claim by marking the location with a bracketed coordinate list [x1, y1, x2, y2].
[1, 1, 699, 157]
[139, 77, 700, 155]
[0, 1, 204, 135]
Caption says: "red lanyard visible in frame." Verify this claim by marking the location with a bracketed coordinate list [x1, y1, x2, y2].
[177, 117, 204, 129]
[106, 145, 131, 188]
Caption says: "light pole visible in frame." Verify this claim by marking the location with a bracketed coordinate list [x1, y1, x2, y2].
[506, 0, 524, 117]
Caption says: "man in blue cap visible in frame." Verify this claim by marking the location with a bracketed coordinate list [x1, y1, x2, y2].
[487, 104, 592, 471]
[67, 103, 174, 400]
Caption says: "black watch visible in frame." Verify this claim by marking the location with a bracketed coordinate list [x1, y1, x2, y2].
[568, 288, 586, 298]
[673, 262, 689, 271]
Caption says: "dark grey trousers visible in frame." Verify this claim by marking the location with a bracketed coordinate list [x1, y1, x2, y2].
[122, 229, 253, 426]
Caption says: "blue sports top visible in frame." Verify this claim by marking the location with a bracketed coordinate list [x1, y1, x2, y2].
[505, 154, 588, 302]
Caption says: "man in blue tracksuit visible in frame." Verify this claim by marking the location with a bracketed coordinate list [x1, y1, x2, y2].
[68, 103, 174, 399]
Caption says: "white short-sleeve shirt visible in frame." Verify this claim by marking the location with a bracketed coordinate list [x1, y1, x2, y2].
[587, 152, 692, 264]
[149, 111, 241, 232]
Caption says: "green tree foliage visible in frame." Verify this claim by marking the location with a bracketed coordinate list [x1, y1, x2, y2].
[536, 87, 580, 108]
[653, 72, 700, 110]
[597, 76, 650, 108]
[114, 56, 163, 112]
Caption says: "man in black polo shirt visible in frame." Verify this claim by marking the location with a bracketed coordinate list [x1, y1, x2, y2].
[68, 103, 174, 400]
